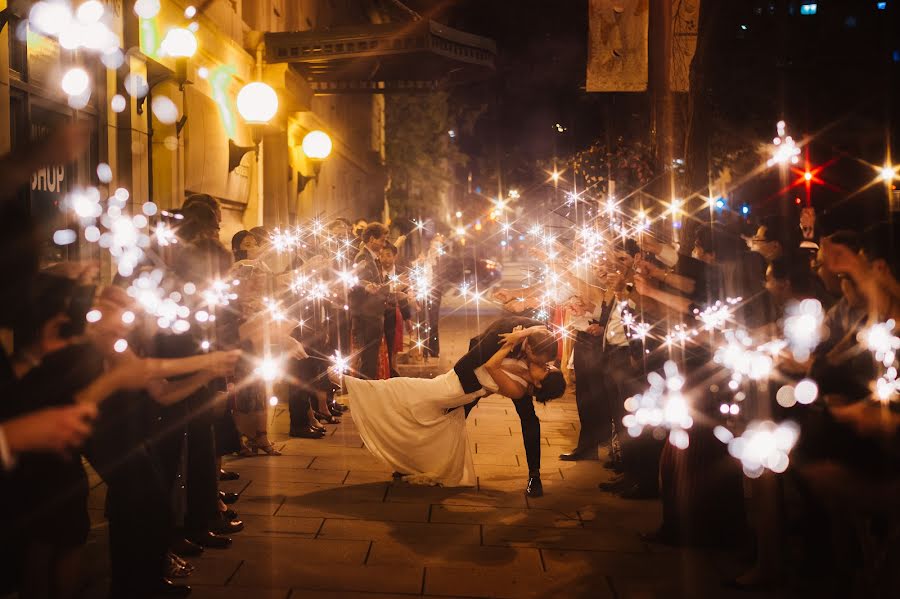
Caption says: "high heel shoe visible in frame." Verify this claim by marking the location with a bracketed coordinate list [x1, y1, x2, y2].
[240, 434, 282, 456]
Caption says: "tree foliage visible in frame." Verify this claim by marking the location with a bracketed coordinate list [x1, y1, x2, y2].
[385, 92, 467, 217]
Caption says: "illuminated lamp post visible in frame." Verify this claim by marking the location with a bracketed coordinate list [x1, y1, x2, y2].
[297, 130, 332, 191]
[229, 81, 278, 171]
[161, 27, 197, 90]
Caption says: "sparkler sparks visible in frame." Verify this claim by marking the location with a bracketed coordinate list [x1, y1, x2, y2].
[783, 299, 826, 362]
[724, 420, 800, 478]
[622, 361, 693, 448]
[255, 356, 284, 383]
[767, 120, 801, 167]
[858, 320, 900, 402]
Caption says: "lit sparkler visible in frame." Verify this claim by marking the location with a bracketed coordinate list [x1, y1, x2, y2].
[767, 120, 801, 167]
[721, 420, 800, 478]
[783, 299, 826, 362]
[622, 360, 693, 448]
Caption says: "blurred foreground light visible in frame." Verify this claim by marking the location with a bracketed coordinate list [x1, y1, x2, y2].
[76, 1, 105, 23]
[134, 0, 161, 19]
[62, 67, 90, 96]
[161, 27, 197, 58]
[111, 94, 127, 113]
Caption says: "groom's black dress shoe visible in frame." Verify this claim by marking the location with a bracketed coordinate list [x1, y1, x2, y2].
[525, 477, 543, 498]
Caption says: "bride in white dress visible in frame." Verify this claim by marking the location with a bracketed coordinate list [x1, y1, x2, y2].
[336, 326, 555, 486]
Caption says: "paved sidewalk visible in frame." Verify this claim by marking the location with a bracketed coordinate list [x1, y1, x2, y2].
[81, 312, 768, 599]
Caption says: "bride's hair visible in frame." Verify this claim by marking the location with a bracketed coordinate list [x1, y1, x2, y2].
[534, 370, 566, 403]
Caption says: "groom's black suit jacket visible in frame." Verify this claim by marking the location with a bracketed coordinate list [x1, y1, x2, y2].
[453, 316, 546, 394]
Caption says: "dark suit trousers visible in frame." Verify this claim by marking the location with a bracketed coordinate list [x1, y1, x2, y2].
[425, 294, 442, 357]
[352, 315, 384, 380]
[184, 393, 218, 536]
[106, 450, 173, 596]
[573, 334, 612, 451]
[464, 395, 542, 475]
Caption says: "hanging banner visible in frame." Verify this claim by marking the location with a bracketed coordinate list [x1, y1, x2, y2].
[587, 0, 649, 92]
[671, 0, 700, 92]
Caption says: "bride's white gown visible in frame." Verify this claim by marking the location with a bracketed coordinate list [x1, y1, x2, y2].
[343, 359, 528, 487]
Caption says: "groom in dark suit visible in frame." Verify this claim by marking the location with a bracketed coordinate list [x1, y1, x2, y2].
[454, 316, 559, 497]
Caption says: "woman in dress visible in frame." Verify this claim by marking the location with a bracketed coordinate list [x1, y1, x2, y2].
[336, 326, 566, 486]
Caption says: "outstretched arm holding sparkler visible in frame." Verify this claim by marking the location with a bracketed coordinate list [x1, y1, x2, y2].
[74, 350, 241, 405]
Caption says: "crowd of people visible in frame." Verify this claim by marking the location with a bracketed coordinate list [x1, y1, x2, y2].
[492, 204, 899, 593]
[1, 122, 898, 597]
[0, 123, 454, 598]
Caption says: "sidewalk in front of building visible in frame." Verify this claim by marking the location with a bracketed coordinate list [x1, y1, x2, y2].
[79, 311, 776, 599]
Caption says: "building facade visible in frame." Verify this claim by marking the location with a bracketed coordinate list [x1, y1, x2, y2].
[0, 0, 388, 262]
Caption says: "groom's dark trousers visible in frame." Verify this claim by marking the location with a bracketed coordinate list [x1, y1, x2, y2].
[457, 316, 545, 474]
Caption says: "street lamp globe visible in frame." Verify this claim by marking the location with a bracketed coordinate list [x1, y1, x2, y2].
[237, 82, 278, 125]
[162, 27, 197, 58]
[301, 130, 332, 160]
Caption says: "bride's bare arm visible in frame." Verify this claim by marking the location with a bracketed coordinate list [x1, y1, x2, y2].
[483, 339, 527, 400]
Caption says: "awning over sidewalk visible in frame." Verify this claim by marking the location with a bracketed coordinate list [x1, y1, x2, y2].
[264, 20, 496, 93]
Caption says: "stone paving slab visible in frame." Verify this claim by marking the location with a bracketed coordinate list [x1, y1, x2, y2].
[430, 504, 582, 528]
[482, 523, 646, 552]
[278, 499, 431, 522]
[239, 514, 323, 537]
[318, 518, 482, 545]
[385, 483, 529, 508]
[366, 540, 543, 570]
[228, 562, 424, 594]
[423, 565, 615, 599]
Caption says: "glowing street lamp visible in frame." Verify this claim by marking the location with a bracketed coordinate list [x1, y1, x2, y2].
[230, 81, 279, 171]
[301, 130, 332, 160]
[161, 27, 197, 88]
[298, 130, 332, 191]
[880, 164, 896, 182]
[236, 81, 279, 126]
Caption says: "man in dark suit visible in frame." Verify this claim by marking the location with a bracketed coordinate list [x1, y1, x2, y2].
[349, 222, 390, 379]
[455, 316, 560, 497]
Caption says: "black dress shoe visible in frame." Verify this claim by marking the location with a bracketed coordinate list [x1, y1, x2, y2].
[559, 449, 597, 461]
[154, 578, 192, 596]
[221, 508, 238, 521]
[189, 531, 232, 549]
[219, 491, 239, 504]
[219, 469, 240, 481]
[598, 474, 628, 492]
[290, 425, 327, 438]
[210, 517, 244, 535]
[171, 538, 204, 557]
[525, 477, 543, 498]
[315, 411, 341, 424]
[602, 458, 624, 473]
[328, 401, 349, 413]
[618, 482, 658, 500]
